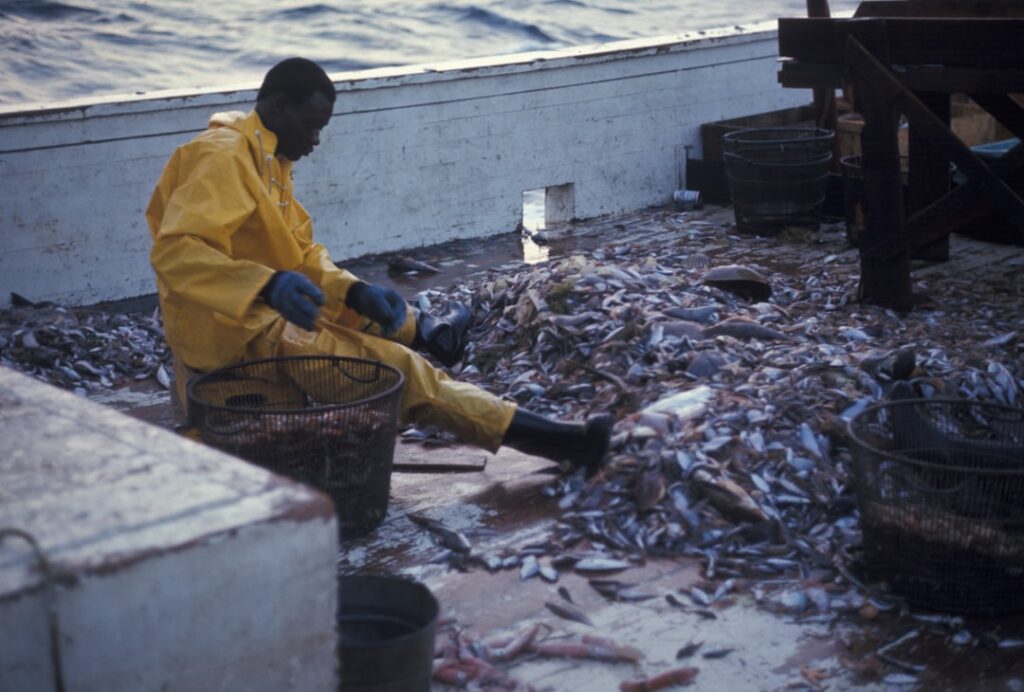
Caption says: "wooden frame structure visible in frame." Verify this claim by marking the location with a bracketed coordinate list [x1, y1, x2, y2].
[778, 1, 1024, 310]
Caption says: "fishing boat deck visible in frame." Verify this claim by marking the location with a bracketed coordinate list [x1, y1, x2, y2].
[84, 204, 1024, 690]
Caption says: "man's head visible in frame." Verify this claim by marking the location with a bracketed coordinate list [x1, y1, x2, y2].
[255, 57, 336, 162]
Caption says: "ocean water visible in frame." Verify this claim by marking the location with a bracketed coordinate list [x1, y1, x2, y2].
[0, 0, 858, 106]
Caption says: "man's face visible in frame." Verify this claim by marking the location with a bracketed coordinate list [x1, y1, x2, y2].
[270, 91, 333, 161]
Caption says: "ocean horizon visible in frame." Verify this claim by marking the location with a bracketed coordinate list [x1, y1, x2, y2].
[0, 0, 858, 106]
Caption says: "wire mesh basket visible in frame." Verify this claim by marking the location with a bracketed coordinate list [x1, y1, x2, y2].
[722, 127, 834, 235]
[847, 398, 1024, 614]
[187, 356, 404, 540]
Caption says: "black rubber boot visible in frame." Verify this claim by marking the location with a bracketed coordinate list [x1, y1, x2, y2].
[413, 301, 473, 368]
[501, 409, 614, 476]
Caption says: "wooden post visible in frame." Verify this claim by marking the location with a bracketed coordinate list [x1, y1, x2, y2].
[807, 0, 840, 172]
[846, 38, 913, 311]
[907, 92, 951, 261]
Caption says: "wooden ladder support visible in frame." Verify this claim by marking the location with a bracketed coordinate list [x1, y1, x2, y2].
[908, 139, 1024, 251]
[844, 36, 1024, 309]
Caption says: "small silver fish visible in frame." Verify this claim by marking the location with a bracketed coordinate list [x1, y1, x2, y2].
[676, 641, 703, 659]
[520, 555, 540, 580]
[799, 422, 823, 460]
[703, 318, 791, 342]
[387, 255, 440, 274]
[881, 673, 918, 686]
[539, 564, 559, 583]
[574, 557, 630, 573]
[545, 600, 594, 627]
[689, 587, 712, 607]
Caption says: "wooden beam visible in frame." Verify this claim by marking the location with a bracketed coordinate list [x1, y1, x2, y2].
[855, 0, 1024, 18]
[806, 0, 835, 118]
[907, 184, 987, 250]
[908, 140, 1024, 249]
[907, 92, 951, 261]
[844, 38, 912, 311]
[896, 68, 1024, 94]
[781, 64, 1024, 94]
[807, 0, 839, 171]
[779, 18, 889, 64]
[778, 61, 843, 90]
[845, 37, 1024, 234]
[779, 18, 1024, 69]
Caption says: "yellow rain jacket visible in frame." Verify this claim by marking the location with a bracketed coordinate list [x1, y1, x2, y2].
[146, 110, 515, 450]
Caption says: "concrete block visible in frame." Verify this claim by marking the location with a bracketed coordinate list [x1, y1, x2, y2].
[0, 367, 338, 692]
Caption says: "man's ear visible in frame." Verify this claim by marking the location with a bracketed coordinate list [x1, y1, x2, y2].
[258, 94, 289, 127]
[267, 93, 291, 118]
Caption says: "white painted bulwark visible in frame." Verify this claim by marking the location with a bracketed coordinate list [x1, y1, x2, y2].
[0, 24, 806, 307]
[0, 367, 338, 691]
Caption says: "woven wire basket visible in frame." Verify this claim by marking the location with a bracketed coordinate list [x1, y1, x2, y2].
[847, 398, 1024, 614]
[187, 356, 404, 540]
[722, 127, 834, 235]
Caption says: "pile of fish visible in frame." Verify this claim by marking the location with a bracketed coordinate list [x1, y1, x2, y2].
[0, 300, 171, 395]
[408, 211, 1024, 686]
[3, 208, 1023, 687]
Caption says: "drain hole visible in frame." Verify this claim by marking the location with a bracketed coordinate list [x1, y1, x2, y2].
[521, 184, 575, 264]
[522, 188, 546, 233]
[521, 188, 549, 265]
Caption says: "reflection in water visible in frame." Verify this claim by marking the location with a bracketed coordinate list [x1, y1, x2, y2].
[521, 236, 550, 265]
[521, 188, 550, 265]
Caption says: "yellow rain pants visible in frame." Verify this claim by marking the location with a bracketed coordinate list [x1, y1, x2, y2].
[147, 110, 515, 451]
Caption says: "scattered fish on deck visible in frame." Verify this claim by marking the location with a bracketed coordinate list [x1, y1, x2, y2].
[544, 600, 595, 627]
[387, 254, 441, 274]
[7, 206, 1024, 687]
[620, 665, 700, 691]
[407, 513, 472, 554]
[675, 641, 703, 659]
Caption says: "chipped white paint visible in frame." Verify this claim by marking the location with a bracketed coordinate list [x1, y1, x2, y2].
[0, 367, 338, 691]
[0, 23, 806, 308]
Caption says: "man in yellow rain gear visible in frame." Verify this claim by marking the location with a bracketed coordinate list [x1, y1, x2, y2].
[146, 57, 611, 474]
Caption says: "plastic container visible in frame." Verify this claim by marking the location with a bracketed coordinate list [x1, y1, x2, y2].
[672, 189, 703, 211]
[337, 575, 438, 692]
[972, 137, 1020, 162]
[722, 127, 834, 235]
[188, 355, 404, 540]
[847, 398, 1024, 614]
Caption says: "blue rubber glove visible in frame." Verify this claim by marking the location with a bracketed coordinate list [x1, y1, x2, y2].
[345, 282, 408, 335]
[263, 271, 324, 331]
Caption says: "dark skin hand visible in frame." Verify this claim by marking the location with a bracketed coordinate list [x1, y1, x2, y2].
[255, 90, 333, 162]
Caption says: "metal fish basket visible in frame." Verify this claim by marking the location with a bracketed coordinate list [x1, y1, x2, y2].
[722, 127, 834, 236]
[187, 356, 404, 540]
[847, 398, 1024, 614]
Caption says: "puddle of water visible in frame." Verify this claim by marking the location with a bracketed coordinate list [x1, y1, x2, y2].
[521, 188, 550, 265]
[521, 235, 549, 265]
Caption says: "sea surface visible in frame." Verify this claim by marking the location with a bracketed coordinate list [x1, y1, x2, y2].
[0, 0, 858, 106]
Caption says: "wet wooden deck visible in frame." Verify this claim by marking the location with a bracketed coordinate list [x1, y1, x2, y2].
[97, 204, 1024, 691]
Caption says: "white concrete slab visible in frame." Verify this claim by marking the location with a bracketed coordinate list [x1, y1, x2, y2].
[0, 366, 338, 692]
